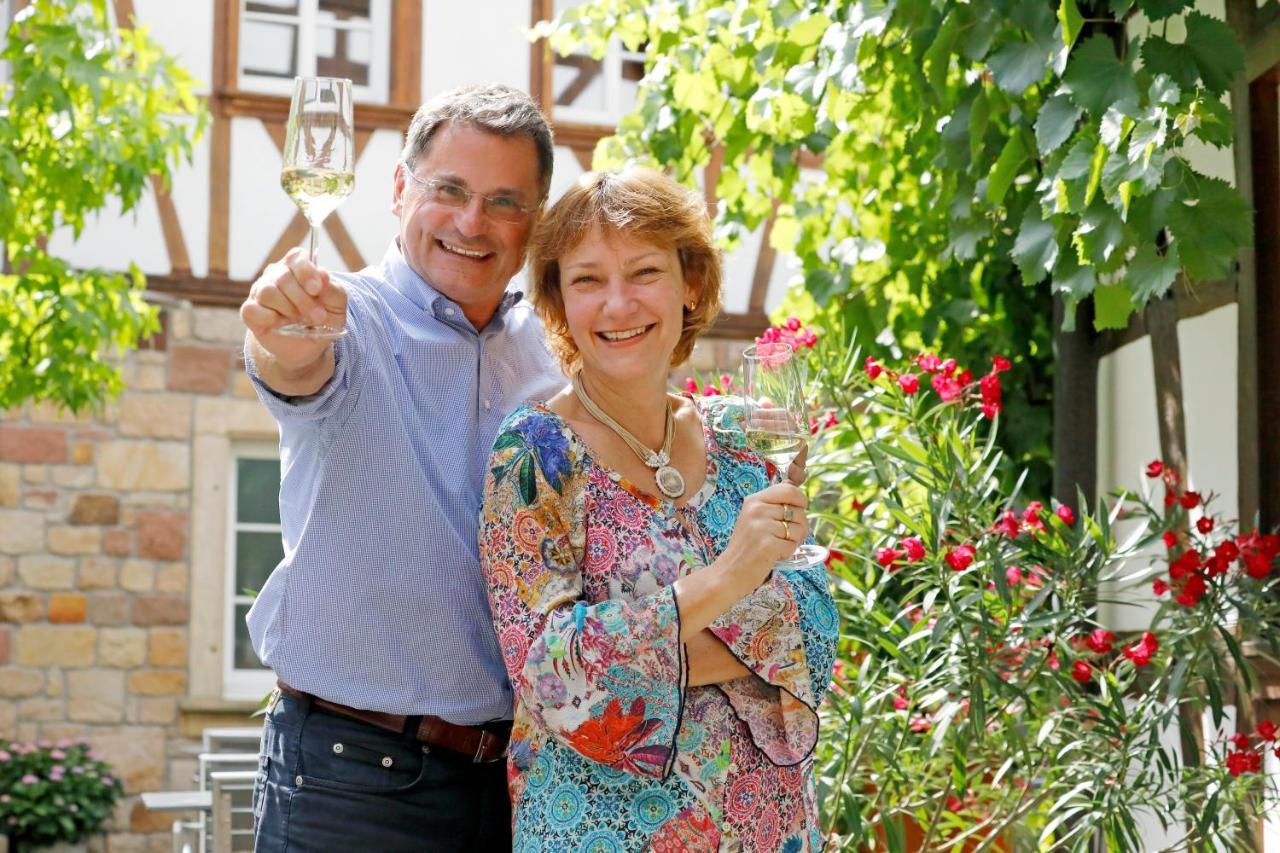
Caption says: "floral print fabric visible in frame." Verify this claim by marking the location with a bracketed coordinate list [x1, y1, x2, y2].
[479, 396, 839, 851]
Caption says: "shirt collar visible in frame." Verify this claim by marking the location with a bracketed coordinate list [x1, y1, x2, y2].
[380, 240, 525, 328]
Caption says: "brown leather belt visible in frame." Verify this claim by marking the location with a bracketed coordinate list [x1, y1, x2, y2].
[275, 681, 509, 763]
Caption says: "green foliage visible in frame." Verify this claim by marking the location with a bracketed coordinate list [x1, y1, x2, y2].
[0, 737, 125, 847]
[539, 0, 1255, 496]
[0, 0, 206, 412]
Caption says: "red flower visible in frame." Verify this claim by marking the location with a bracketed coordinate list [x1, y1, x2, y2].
[956, 369, 973, 385]
[940, 358, 957, 376]
[1258, 720, 1277, 742]
[910, 716, 932, 733]
[1196, 516, 1214, 535]
[992, 355, 1012, 372]
[899, 373, 920, 395]
[1084, 629, 1115, 654]
[945, 545, 975, 572]
[797, 328, 818, 348]
[1216, 541, 1240, 562]
[931, 373, 963, 402]
[1056, 505, 1075, 527]
[1071, 661, 1092, 683]
[1146, 460, 1164, 478]
[1169, 550, 1201, 580]
[901, 537, 926, 561]
[994, 509, 1021, 539]
[683, 377, 699, 394]
[1244, 551, 1273, 580]
[702, 386, 721, 397]
[824, 549, 846, 569]
[864, 357, 883, 380]
[1231, 732, 1251, 750]
[1005, 565, 1023, 586]
[917, 353, 941, 373]
[876, 547, 903, 569]
[564, 698, 669, 774]
[1179, 491, 1202, 509]
[785, 316, 801, 332]
[945, 794, 964, 812]
[1152, 577, 1169, 596]
[893, 685, 910, 711]
[1174, 573, 1207, 607]
[1123, 632, 1159, 667]
[979, 372, 1002, 415]
[1163, 491, 1178, 509]
[849, 498, 866, 514]
[1204, 555, 1230, 578]
[1226, 750, 1261, 777]
[1162, 531, 1178, 548]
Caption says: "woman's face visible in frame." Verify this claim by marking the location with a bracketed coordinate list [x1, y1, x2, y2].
[558, 227, 692, 387]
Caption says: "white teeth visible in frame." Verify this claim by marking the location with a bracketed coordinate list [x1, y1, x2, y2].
[600, 326, 650, 341]
[441, 241, 488, 259]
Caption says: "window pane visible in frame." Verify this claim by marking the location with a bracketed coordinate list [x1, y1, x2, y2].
[246, 0, 299, 13]
[241, 19, 299, 79]
[316, 26, 370, 86]
[235, 530, 284, 593]
[233, 603, 269, 670]
[319, 0, 370, 24]
[236, 458, 281, 523]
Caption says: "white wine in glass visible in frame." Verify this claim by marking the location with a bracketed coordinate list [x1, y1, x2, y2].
[742, 342, 829, 569]
[277, 76, 355, 339]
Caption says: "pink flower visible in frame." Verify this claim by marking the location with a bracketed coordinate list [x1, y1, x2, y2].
[1123, 632, 1158, 667]
[702, 386, 720, 397]
[1056, 505, 1075, 527]
[864, 357, 883, 380]
[1005, 566, 1023, 586]
[994, 509, 1021, 538]
[917, 353, 941, 373]
[899, 373, 920, 395]
[893, 686, 910, 711]
[50, 749, 65, 760]
[20, 774, 37, 785]
[0, 751, 9, 762]
[931, 373, 963, 402]
[910, 716, 932, 733]
[785, 316, 801, 332]
[683, 377, 699, 394]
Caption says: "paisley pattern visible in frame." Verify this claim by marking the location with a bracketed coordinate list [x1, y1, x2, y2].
[479, 396, 839, 851]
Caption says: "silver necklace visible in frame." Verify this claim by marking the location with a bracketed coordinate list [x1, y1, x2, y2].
[571, 373, 686, 499]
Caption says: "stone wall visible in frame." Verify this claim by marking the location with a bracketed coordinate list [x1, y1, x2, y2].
[0, 301, 264, 853]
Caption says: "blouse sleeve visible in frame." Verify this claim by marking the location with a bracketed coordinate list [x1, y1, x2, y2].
[479, 408, 686, 780]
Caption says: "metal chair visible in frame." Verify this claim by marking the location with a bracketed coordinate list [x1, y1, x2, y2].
[209, 769, 258, 853]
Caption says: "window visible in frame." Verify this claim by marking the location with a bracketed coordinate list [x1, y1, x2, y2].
[238, 0, 390, 103]
[223, 445, 283, 700]
[0, 0, 11, 96]
[550, 0, 644, 125]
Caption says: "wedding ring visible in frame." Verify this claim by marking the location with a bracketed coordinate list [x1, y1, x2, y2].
[781, 520, 791, 540]
[782, 505, 794, 523]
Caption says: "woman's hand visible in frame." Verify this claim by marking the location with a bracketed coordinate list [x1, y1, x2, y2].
[718, 482, 809, 593]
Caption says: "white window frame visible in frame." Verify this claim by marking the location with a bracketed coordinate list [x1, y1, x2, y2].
[223, 442, 282, 701]
[238, 0, 390, 104]
[553, 39, 645, 126]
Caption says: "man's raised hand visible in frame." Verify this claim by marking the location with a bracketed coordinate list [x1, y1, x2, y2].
[240, 247, 348, 370]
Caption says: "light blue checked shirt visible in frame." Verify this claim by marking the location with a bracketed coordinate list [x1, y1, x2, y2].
[244, 241, 565, 724]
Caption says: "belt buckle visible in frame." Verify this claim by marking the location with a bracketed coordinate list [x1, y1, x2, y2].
[472, 730, 504, 764]
[265, 687, 282, 715]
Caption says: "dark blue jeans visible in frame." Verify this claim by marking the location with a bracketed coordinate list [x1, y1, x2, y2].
[251, 691, 511, 852]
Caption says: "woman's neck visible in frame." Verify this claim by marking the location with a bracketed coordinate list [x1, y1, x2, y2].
[576, 369, 671, 451]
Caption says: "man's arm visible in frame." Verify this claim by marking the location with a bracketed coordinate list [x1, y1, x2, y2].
[241, 248, 348, 396]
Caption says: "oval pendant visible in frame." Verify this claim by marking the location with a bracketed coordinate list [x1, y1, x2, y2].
[654, 465, 686, 499]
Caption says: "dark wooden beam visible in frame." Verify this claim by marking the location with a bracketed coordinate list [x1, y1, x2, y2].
[389, 0, 422, 109]
[1252, 70, 1280, 534]
[529, 0, 554, 113]
[1095, 276, 1237, 357]
[1052, 296, 1098, 509]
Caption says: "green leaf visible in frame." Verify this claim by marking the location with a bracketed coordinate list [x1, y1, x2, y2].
[986, 133, 1028, 206]
[1058, 0, 1084, 49]
[1166, 170, 1253, 281]
[1061, 35, 1139, 114]
[1138, 0, 1195, 20]
[517, 455, 537, 506]
[1141, 36, 1200, 92]
[1093, 282, 1136, 330]
[1074, 203, 1124, 267]
[1035, 94, 1081, 155]
[923, 11, 959, 99]
[1012, 206, 1059, 286]
[1126, 242, 1180, 303]
[1183, 11, 1244, 94]
[1052, 248, 1098, 301]
[987, 39, 1051, 95]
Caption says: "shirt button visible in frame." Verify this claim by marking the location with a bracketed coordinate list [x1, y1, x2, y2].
[444, 307, 456, 317]
[381, 756, 394, 768]
[332, 743, 343, 754]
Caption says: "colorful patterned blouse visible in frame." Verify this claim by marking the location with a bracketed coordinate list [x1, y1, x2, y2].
[479, 397, 839, 852]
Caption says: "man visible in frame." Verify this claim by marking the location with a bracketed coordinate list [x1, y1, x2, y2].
[241, 84, 563, 852]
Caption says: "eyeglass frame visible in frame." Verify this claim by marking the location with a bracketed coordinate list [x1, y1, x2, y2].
[399, 161, 543, 223]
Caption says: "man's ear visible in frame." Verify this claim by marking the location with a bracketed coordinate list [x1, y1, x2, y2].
[391, 162, 407, 216]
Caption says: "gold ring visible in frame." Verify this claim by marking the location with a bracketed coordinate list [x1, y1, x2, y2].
[782, 505, 795, 523]
[781, 520, 791, 540]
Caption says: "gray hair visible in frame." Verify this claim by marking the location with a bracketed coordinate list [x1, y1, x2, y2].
[401, 83, 555, 198]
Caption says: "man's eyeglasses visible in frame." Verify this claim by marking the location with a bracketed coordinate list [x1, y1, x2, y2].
[400, 163, 540, 224]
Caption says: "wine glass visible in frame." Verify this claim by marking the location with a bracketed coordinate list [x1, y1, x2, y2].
[741, 341, 829, 569]
[277, 76, 355, 338]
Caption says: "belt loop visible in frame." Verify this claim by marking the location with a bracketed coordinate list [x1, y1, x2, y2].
[403, 715, 423, 740]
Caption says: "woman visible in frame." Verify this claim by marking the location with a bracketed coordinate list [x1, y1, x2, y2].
[479, 169, 839, 851]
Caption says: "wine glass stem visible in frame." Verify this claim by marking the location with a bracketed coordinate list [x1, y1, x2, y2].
[307, 224, 318, 264]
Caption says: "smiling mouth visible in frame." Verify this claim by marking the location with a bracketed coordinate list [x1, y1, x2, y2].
[438, 239, 492, 260]
[598, 325, 654, 342]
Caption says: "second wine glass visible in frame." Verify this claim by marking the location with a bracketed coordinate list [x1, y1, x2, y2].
[278, 75, 354, 339]
[741, 341, 829, 569]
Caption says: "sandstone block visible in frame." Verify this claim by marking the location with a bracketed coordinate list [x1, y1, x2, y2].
[80, 556, 118, 589]
[0, 426, 68, 463]
[0, 699, 14, 738]
[48, 593, 87, 623]
[21, 465, 46, 483]
[69, 494, 120, 526]
[127, 670, 186, 697]
[50, 465, 93, 488]
[0, 464, 18, 507]
[14, 625, 96, 666]
[154, 563, 188, 594]
[103, 529, 133, 557]
[194, 397, 276, 435]
[28, 401, 92, 425]
[18, 555, 74, 589]
[93, 727, 165, 792]
[0, 668, 42, 698]
[17, 698, 64, 720]
[147, 628, 187, 667]
[98, 627, 148, 668]
[136, 697, 178, 725]
[132, 594, 188, 626]
[119, 560, 155, 593]
[97, 442, 189, 491]
[68, 670, 125, 722]
[129, 799, 176, 833]
[88, 592, 131, 626]
[136, 512, 187, 560]
[167, 345, 233, 395]
[0, 593, 45, 622]
[0, 555, 12, 586]
[233, 371, 258, 398]
[129, 363, 167, 391]
[118, 395, 192, 439]
[0, 510, 45, 555]
[47, 526, 102, 556]
[0, 628, 8, 665]
[21, 488, 57, 511]
[71, 442, 94, 465]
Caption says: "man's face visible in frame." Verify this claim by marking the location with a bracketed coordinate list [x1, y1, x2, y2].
[392, 122, 542, 327]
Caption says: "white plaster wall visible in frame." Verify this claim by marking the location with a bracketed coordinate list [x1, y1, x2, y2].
[421, 0, 530, 97]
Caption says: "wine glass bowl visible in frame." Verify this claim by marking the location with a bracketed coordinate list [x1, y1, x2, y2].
[741, 342, 829, 569]
[277, 76, 355, 339]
